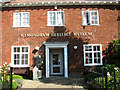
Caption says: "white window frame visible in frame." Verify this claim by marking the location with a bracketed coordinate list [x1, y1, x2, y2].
[47, 11, 65, 26]
[13, 12, 30, 28]
[82, 10, 99, 26]
[11, 45, 30, 67]
[83, 44, 103, 66]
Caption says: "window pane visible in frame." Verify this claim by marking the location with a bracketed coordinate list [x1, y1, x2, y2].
[17, 47, 20, 52]
[98, 59, 100, 63]
[49, 12, 56, 25]
[14, 60, 16, 64]
[22, 60, 24, 64]
[94, 52, 101, 63]
[22, 13, 29, 26]
[94, 59, 97, 63]
[25, 60, 28, 64]
[17, 60, 19, 64]
[86, 59, 92, 64]
[98, 53, 100, 57]
[86, 59, 89, 64]
[22, 47, 28, 52]
[85, 46, 92, 51]
[53, 54, 60, 65]
[90, 11, 98, 25]
[53, 67, 60, 73]
[85, 53, 92, 64]
[14, 54, 17, 59]
[94, 46, 97, 51]
[57, 12, 64, 26]
[16, 13, 21, 26]
[86, 12, 90, 25]
[25, 47, 28, 52]
[22, 54, 24, 59]
[97, 46, 100, 51]
[17, 54, 20, 59]
[14, 48, 16, 52]
[25, 54, 28, 59]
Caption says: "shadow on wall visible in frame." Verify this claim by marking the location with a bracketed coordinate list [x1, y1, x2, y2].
[37, 26, 90, 77]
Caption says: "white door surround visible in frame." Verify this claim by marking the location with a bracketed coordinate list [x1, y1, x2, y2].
[44, 42, 69, 78]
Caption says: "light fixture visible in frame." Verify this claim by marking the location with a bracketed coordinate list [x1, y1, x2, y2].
[35, 46, 39, 50]
[54, 5, 57, 9]
[74, 46, 77, 50]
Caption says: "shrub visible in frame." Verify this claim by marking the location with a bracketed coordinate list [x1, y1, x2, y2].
[2, 79, 18, 89]
[101, 64, 116, 74]
[94, 76, 120, 89]
[8, 75, 24, 88]
[1, 62, 24, 89]
[84, 73, 97, 83]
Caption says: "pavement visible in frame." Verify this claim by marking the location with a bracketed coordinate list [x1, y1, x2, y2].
[21, 73, 88, 90]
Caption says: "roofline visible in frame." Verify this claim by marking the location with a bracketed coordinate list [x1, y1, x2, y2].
[1, 1, 120, 8]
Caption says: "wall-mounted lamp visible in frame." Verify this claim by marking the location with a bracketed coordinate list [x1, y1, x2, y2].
[35, 46, 39, 50]
[54, 5, 57, 9]
[74, 46, 77, 50]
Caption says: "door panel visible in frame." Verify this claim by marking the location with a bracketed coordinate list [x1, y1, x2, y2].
[51, 51, 63, 75]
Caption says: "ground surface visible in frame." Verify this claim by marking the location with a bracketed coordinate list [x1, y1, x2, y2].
[21, 73, 88, 90]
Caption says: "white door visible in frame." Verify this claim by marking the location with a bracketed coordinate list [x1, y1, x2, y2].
[51, 52, 63, 75]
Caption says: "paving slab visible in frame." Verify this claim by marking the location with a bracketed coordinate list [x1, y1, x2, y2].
[21, 73, 88, 89]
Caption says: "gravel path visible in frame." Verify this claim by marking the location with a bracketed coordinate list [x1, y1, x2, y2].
[22, 73, 88, 89]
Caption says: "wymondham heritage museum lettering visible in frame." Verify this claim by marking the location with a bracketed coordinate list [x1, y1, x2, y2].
[20, 32, 92, 37]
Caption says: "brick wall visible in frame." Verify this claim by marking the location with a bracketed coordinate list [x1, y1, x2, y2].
[2, 5, 119, 74]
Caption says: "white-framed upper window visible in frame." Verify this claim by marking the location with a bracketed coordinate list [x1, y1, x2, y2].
[13, 12, 30, 27]
[82, 10, 99, 26]
[47, 11, 65, 26]
[11, 46, 30, 67]
[83, 44, 102, 66]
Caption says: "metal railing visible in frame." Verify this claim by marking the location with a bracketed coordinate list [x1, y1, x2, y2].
[85, 67, 120, 90]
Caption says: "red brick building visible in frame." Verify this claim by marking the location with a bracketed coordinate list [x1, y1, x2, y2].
[1, 0, 120, 78]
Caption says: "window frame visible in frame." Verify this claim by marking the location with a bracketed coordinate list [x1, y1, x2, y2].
[47, 11, 65, 27]
[83, 44, 103, 66]
[13, 12, 30, 28]
[11, 45, 30, 67]
[82, 10, 99, 26]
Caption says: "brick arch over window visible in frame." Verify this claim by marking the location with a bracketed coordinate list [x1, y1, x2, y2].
[12, 38, 30, 46]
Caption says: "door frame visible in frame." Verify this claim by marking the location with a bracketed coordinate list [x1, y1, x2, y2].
[44, 42, 69, 78]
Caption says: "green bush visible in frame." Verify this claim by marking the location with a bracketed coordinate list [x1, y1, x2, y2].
[94, 76, 120, 89]
[8, 75, 24, 88]
[2, 79, 17, 89]
[101, 64, 116, 74]
[84, 73, 97, 83]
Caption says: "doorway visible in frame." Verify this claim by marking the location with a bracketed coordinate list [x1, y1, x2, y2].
[50, 49, 63, 75]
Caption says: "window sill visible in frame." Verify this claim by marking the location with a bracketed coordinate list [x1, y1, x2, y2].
[47, 25, 65, 27]
[82, 24, 100, 26]
[12, 26, 30, 28]
[84, 64, 103, 66]
[11, 65, 30, 67]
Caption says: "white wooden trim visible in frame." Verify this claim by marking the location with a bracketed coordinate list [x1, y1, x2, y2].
[82, 10, 100, 26]
[44, 42, 68, 78]
[47, 11, 65, 26]
[64, 46, 68, 78]
[90, 10, 99, 25]
[46, 46, 49, 78]
[13, 12, 30, 28]
[83, 44, 103, 66]
[11, 45, 30, 67]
